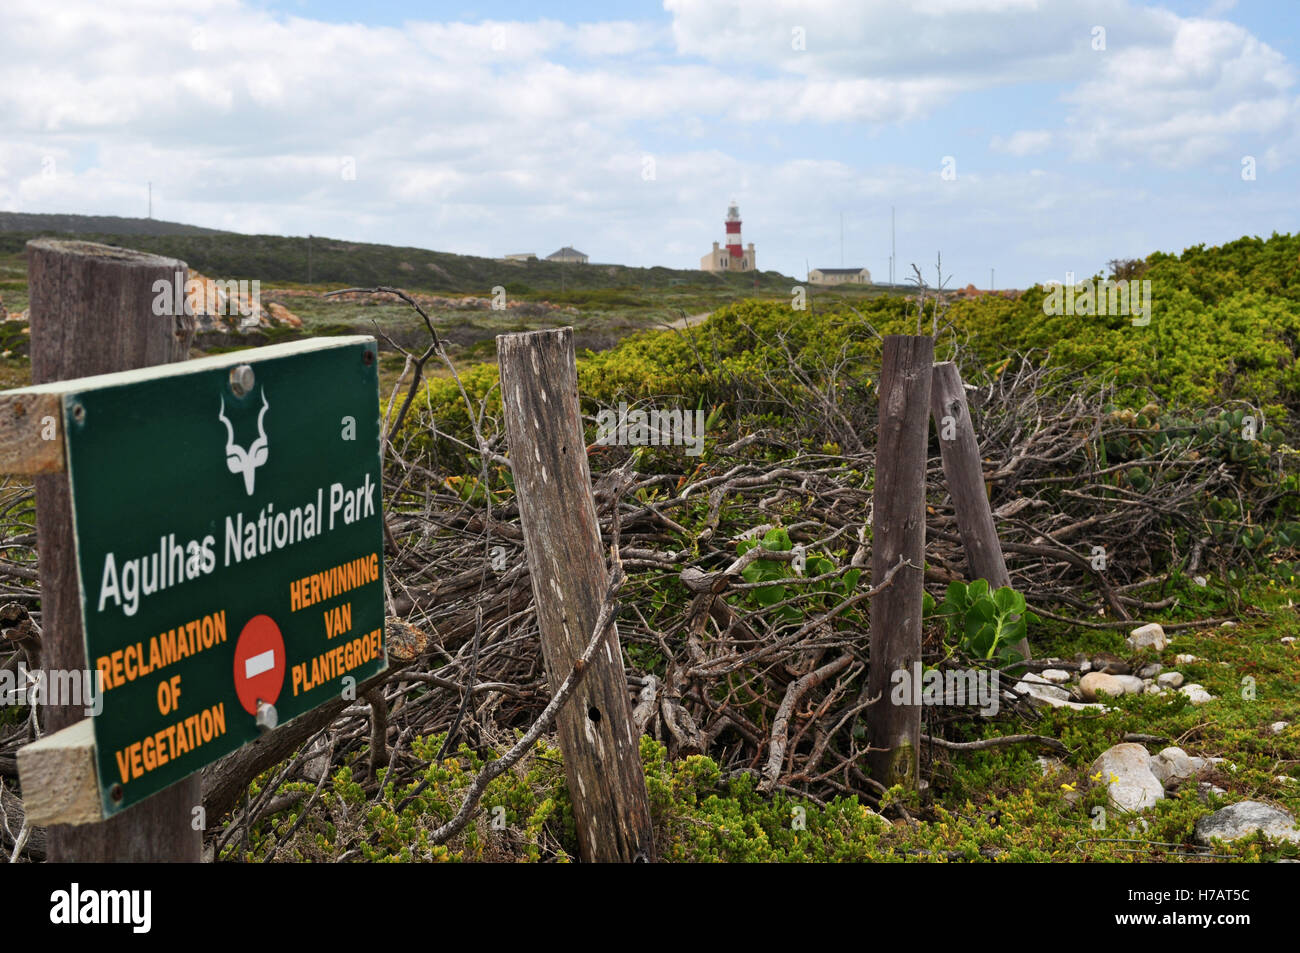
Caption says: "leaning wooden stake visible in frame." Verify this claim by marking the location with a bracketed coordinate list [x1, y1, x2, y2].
[28, 239, 198, 861]
[497, 327, 656, 863]
[930, 361, 1030, 661]
[866, 335, 933, 790]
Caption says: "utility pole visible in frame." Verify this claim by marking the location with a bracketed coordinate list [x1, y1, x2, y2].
[890, 206, 896, 286]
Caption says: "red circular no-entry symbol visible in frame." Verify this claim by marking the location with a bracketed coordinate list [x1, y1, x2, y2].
[233, 614, 286, 716]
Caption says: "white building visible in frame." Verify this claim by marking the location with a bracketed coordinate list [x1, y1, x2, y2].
[809, 267, 871, 285]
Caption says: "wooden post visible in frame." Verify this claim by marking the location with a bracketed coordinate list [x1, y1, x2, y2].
[866, 335, 933, 790]
[497, 327, 655, 863]
[930, 361, 1030, 661]
[28, 239, 199, 862]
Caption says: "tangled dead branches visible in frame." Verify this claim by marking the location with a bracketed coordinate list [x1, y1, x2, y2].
[1, 298, 1293, 860]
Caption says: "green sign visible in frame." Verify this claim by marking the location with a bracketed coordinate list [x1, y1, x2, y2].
[61, 337, 387, 815]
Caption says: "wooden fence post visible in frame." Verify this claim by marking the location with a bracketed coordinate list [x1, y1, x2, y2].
[866, 335, 933, 790]
[28, 239, 199, 862]
[930, 361, 1030, 661]
[497, 327, 656, 863]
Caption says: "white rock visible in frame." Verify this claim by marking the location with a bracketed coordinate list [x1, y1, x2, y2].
[1157, 671, 1184, 689]
[1144, 684, 1168, 696]
[1220, 621, 1236, 628]
[1091, 743, 1164, 813]
[1009, 680, 1106, 711]
[1048, 697, 1110, 711]
[1271, 721, 1289, 734]
[1277, 776, 1297, 785]
[1193, 575, 1208, 586]
[1150, 747, 1204, 788]
[1179, 684, 1216, 705]
[1195, 801, 1300, 845]
[1112, 674, 1146, 694]
[1198, 782, 1228, 803]
[1021, 671, 1070, 695]
[1078, 660, 1092, 673]
[1138, 663, 1163, 679]
[1174, 654, 1200, 665]
[1011, 676, 1071, 706]
[1282, 636, 1296, 645]
[1127, 622, 1167, 652]
[1040, 668, 1071, 684]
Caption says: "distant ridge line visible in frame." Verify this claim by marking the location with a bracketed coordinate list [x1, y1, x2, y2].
[0, 211, 230, 237]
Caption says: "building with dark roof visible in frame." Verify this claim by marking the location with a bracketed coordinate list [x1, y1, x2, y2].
[546, 246, 588, 263]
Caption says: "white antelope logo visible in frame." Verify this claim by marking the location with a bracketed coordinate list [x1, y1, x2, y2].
[218, 390, 270, 495]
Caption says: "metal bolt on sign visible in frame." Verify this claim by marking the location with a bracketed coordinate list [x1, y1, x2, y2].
[255, 700, 278, 732]
[229, 364, 255, 398]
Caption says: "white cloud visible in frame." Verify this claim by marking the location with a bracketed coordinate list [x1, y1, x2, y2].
[0, 0, 1294, 285]
[991, 130, 1053, 155]
[664, 0, 1300, 166]
[1062, 16, 1299, 166]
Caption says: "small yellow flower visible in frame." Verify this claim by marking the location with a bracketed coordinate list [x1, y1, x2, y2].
[1110, 773, 1119, 784]
[1060, 782, 1076, 792]
[1089, 771, 1103, 783]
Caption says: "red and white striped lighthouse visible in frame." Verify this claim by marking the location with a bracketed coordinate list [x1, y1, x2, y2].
[701, 200, 757, 273]
[725, 201, 743, 259]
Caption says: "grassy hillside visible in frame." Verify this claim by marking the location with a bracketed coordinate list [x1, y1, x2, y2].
[0, 220, 798, 295]
[0, 216, 873, 385]
[0, 211, 228, 236]
[405, 231, 1300, 441]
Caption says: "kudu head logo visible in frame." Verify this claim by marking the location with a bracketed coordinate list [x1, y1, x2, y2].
[218, 389, 270, 495]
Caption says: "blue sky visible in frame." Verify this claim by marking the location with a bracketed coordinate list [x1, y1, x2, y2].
[1, 0, 1297, 288]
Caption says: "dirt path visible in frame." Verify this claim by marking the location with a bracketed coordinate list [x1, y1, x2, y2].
[663, 311, 711, 330]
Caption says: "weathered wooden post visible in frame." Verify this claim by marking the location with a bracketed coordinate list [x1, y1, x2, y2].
[497, 327, 656, 863]
[27, 239, 199, 861]
[930, 361, 1029, 661]
[866, 335, 933, 789]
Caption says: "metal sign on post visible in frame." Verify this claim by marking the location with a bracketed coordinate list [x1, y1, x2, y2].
[9, 337, 387, 821]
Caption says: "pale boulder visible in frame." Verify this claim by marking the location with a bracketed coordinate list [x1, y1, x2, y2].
[1079, 672, 1132, 701]
[1195, 801, 1300, 845]
[1127, 623, 1167, 652]
[1091, 743, 1163, 813]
